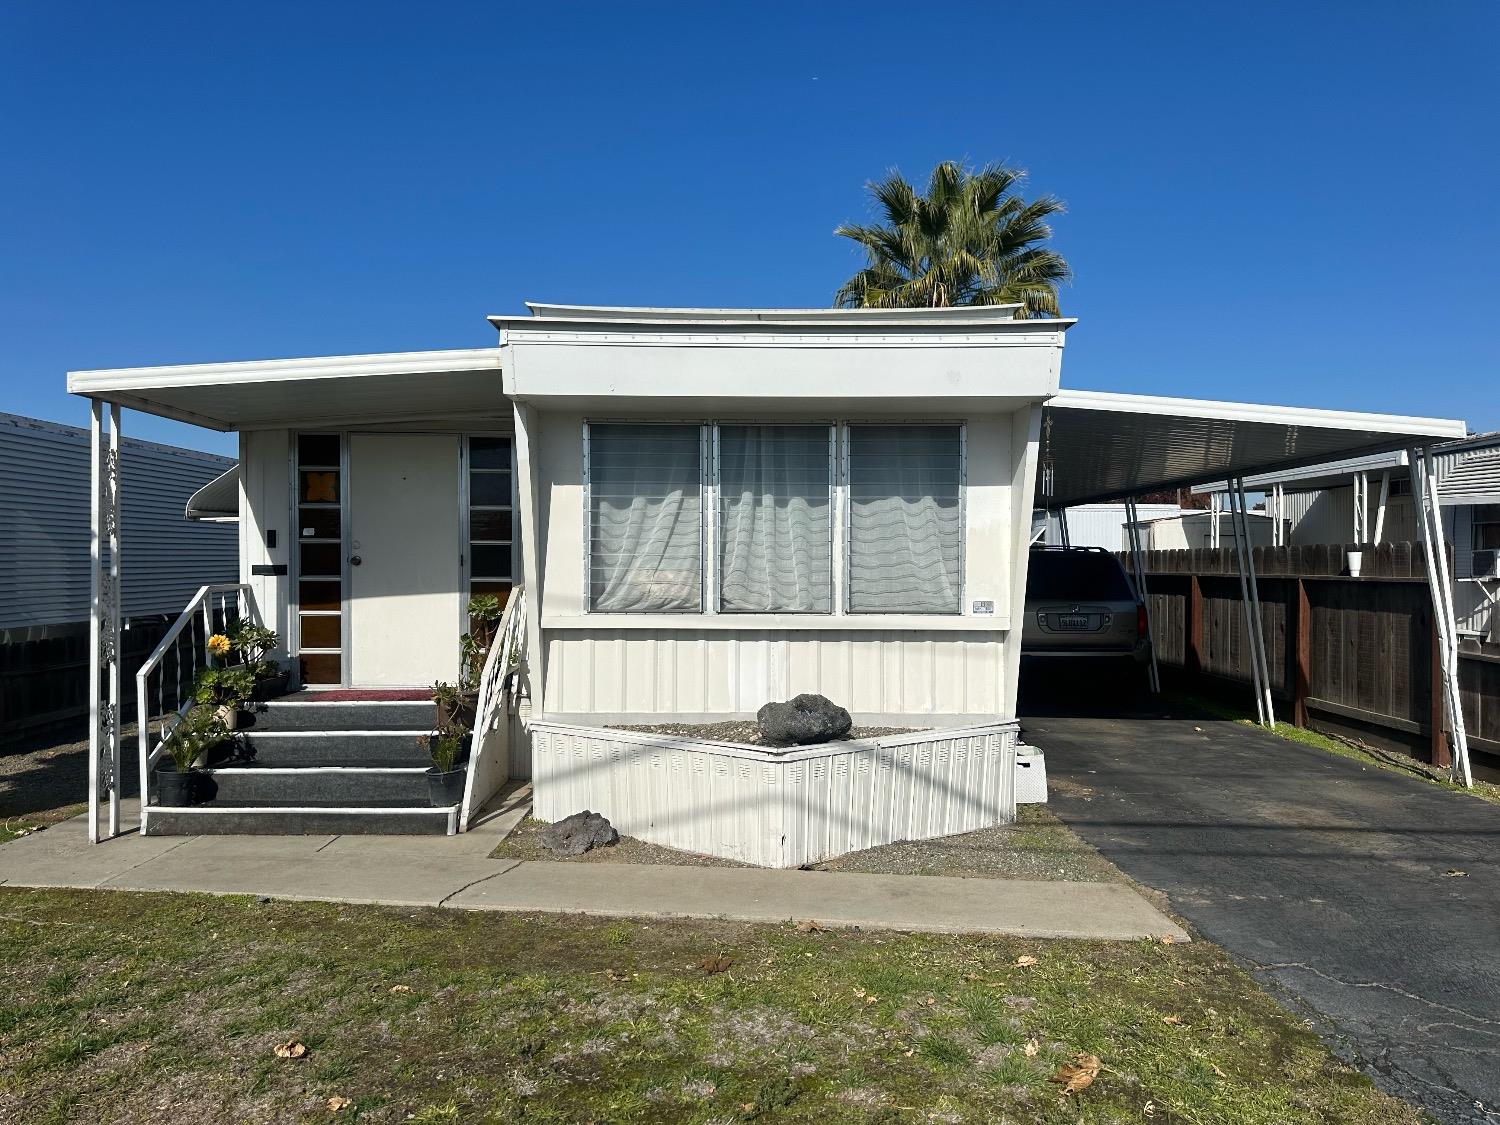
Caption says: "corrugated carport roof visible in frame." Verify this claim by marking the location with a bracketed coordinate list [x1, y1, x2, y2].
[1039, 389, 1468, 508]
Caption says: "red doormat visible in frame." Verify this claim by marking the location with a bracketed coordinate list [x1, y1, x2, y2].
[292, 689, 432, 702]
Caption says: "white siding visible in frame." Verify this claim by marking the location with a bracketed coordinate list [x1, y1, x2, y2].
[531, 720, 1017, 867]
[0, 414, 236, 630]
[1046, 503, 1179, 550]
[544, 629, 1005, 722]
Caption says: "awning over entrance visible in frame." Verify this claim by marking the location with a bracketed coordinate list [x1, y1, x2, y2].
[67, 349, 506, 431]
[1039, 389, 1467, 508]
[185, 465, 239, 521]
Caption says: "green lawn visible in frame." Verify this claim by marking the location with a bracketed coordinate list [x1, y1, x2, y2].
[0, 887, 1420, 1124]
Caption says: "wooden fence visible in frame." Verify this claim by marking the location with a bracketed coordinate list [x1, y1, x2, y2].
[1125, 543, 1500, 767]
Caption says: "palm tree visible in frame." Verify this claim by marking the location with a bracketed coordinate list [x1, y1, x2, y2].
[833, 160, 1070, 316]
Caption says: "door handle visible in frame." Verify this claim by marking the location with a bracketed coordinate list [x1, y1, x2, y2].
[349, 555, 363, 566]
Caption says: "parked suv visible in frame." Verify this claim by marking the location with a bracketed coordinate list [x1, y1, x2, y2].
[1022, 546, 1150, 668]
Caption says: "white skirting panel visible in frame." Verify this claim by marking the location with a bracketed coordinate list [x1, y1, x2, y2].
[529, 720, 1018, 868]
[543, 630, 1007, 718]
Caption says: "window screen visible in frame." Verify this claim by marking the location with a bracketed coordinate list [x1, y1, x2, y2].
[587, 423, 703, 612]
[718, 425, 832, 613]
[846, 424, 963, 613]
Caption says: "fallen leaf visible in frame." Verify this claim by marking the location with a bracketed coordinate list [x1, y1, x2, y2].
[1159, 934, 1177, 945]
[795, 919, 829, 933]
[1444, 869, 1468, 878]
[864, 994, 879, 1005]
[1014, 955, 1039, 968]
[1049, 1052, 1101, 1094]
[1143, 1100, 1156, 1118]
[1162, 1015, 1183, 1025]
[389, 984, 411, 994]
[327, 1096, 351, 1111]
[1023, 1038, 1040, 1058]
[273, 1040, 307, 1060]
[700, 955, 732, 974]
[1211, 1063, 1227, 1078]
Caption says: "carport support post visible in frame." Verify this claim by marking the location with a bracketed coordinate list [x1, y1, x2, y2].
[1409, 446, 1471, 786]
[87, 400, 123, 843]
[1124, 496, 1161, 693]
[1229, 478, 1275, 727]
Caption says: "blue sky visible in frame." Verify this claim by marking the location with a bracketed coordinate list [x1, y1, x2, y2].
[2, 1, 1496, 455]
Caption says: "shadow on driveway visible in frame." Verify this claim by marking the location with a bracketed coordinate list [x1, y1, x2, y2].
[1020, 676, 1500, 1124]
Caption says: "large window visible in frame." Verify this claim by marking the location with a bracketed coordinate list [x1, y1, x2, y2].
[587, 423, 704, 612]
[585, 421, 963, 615]
[846, 424, 963, 614]
[718, 425, 832, 613]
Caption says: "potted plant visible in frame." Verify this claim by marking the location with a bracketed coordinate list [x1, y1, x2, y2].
[156, 705, 228, 807]
[426, 726, 470, 807]
[193, 665, 256, 730]
[230, 621, 292, 699]
[431, 594, 506, 731]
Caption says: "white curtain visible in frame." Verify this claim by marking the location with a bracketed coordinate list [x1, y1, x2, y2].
[588, 424, 702, 612]
[847, 424, 963, 613]
[718, 425, 832, 612]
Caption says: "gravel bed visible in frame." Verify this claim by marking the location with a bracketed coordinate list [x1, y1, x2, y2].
[493, 804, 1124, 882]
[608, 720, 922, 747]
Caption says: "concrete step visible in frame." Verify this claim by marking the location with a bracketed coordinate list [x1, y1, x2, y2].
[145, 801, 455, 836]
[203, 765, 433, 804]
[225, 730, 436, 768]
[242, 699, 434, 733]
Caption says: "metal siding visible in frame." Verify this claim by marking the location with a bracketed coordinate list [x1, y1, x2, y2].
[1437, 447, 1500, 503]
[530, 719, 1017, 867]
[0, 417, 236, 630]
[543, 628, 1005, 718]
[1046, 503, 1179, 549]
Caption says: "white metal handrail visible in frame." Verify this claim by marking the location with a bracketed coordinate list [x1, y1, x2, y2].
[459, 585, 527, 830]
[135, 583, 262, 834]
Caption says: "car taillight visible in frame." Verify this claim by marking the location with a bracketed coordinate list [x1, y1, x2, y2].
[1136, 604, 1148, 637]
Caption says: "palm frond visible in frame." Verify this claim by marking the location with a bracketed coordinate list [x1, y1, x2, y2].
[834, 159, 1069, 315]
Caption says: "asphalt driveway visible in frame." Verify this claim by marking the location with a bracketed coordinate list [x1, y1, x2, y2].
[1022, 698, 1500, 1125]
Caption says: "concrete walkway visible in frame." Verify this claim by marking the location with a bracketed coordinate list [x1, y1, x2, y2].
[0, 796, 1188, 942]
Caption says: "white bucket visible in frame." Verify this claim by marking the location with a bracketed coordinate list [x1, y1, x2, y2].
[1015, 745, 1048, 804]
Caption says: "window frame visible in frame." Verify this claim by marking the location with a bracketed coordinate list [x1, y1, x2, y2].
[582, 419, 966, 617]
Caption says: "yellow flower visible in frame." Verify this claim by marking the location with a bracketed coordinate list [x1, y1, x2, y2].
[207, 633, 231, 657]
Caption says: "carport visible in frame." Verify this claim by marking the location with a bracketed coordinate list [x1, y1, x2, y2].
[1033, 389, 1475, 784]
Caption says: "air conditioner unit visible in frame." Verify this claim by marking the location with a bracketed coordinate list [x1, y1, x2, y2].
[1475, 550, 1499, 579]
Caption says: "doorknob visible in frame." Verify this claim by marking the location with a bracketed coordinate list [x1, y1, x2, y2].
[349, 555, 363, 566]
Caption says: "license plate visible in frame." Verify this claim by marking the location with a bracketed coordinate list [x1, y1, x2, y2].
[1056, 614, 1090, 630]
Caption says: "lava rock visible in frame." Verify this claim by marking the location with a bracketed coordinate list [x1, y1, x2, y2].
[539, 810, 619, 856]
[756, 693, 853, 747]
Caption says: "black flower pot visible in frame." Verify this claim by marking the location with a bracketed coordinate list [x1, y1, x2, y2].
[250, 671, 293, 701]
[427, 767, 466, 807]
[156, 765, 200, 808]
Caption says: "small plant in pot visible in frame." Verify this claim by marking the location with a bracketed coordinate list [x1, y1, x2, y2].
[157, 705, 228, 807]
[426, 726, 470, 807]
[230, 621, 292, 699]
[193, 665, 256, 730]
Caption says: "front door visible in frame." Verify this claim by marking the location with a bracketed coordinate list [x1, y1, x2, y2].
[348, 434, 461, 686]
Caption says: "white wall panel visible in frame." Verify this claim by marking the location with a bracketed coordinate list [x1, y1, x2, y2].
[531, 719, 1018, 867]
[544, 628, 1004, 721]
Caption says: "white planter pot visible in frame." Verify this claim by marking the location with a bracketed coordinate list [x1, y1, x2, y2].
[1015, 744, 1048, 804]
[1347, 550, 1364, 578]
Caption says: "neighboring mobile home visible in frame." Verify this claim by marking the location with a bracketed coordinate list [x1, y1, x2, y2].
[66, 305, 1477, 852]
[0, 412, 235, 745]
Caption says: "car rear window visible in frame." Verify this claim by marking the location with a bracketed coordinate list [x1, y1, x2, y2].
[1026, 551, 1137, 602]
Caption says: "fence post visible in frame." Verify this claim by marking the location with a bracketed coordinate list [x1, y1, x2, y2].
[1430, 611, 1450, 768]
[1294, 577, 1311, 727]
[1186, 574, 1204, 677]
